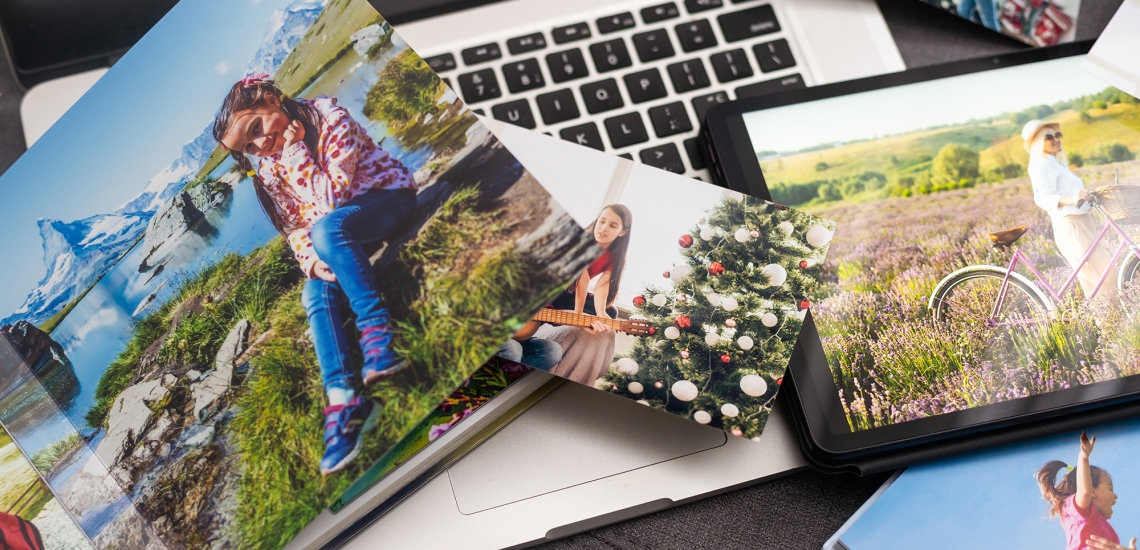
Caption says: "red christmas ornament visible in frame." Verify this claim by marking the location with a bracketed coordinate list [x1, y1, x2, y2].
[798, 299, 811, 311]
[724, 318, 736, 328]
[731, 428, 744, 437]
[750, 230, 760, 239]
[674, 315, 692, 329]
[648, 327, 657, 335]
[707, 262, 725, 276]
[654, 381, 664, 389]
[678, 234, 694, 248]
[720, 354, 731, 363]
[632, 295, 647, 307]
[800, 260, 809, 269]
[680, 350, 690, 359]
[776, 377, 784, 386]
[663, 270, 671, 279]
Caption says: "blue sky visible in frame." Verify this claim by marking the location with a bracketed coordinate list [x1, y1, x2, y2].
[744, 56, 1111, 155]
[841, 419, 1140, 549]
[0, 0, 297, 316]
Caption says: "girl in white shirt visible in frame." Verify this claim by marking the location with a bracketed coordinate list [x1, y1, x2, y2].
[1024, 120, 1118, 304]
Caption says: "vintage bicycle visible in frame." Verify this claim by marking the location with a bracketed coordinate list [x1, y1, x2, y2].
[928, 178, 1140, 326]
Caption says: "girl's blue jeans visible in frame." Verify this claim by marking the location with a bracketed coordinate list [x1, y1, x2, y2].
[958, 0, 999, 31]
[301, 188, 417, 392]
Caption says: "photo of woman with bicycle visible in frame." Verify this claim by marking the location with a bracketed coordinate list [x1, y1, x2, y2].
[745, 55, 1140, 431]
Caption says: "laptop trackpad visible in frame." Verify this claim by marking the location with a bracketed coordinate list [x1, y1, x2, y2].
[447, 380, 727, 514]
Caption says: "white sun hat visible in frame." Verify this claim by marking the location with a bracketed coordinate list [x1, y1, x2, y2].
[1021, 119, 1060, 152]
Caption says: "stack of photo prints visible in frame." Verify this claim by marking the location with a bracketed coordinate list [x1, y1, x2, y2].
[919, 0, 1081, 46]
[0, 0, 835, 548]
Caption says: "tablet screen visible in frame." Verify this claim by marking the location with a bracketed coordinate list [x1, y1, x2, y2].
[741, 55, 1140, 435]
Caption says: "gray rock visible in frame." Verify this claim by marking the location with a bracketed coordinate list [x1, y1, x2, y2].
[351, 23, 385, 56]
[146, 412, 173, 444]
[162, 373, 177, 387]
[158, 443, 171, 459]
[192, 319, 250, 421]
[138, 179, 230, 271]
[95, 378, 169, 466]
[183, 424, 215, 448]
[187, 369, 202, 381]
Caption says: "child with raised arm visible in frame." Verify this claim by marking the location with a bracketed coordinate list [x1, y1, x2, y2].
[213, 75, 415, 476]
[1037, 432, 1126, 550]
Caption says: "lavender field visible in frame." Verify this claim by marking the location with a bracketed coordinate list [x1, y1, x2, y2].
[813, 160, 1140, 430]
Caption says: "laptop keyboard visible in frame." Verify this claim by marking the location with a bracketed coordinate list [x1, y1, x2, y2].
[425, 0, 809, 181]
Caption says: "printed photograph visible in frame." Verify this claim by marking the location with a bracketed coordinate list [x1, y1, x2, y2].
[745, 55, 1140, 432]
[0, 0, 596, 548]
[839, 420, 1140, 550]
[0, 425, 91, 550]
[483, 151, 835, 440]
[919, 0, 1080, 46]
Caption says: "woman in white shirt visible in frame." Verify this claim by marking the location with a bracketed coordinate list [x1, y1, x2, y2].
[1023, 119, 1118, 303]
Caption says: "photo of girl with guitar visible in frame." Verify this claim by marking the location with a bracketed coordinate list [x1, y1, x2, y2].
[498, 205, 652, 384]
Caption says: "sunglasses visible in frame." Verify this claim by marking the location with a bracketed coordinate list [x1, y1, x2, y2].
[1043, 132, 1063, 141]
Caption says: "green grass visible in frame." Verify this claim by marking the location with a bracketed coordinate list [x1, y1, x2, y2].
[30, 433, 82, 472]
[274, 0, 381, 97]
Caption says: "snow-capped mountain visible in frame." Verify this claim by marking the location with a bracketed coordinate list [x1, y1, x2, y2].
[246, 0, 328, 78]
[4, 213, 153, 326]
[5, 0, 329, 326]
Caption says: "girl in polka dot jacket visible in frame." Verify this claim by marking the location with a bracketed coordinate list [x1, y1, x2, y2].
[214, 75, 415, 476]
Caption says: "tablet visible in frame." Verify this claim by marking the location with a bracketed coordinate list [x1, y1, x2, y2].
[702, 41, 1140, 471]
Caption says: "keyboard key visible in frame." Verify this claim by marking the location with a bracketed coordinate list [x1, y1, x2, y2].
[667, 59, 711, 92]
[536, 89, 581, 125]
[442, 77, 452, 89]
[507, 33, 547, 55]
[502, 58, 546, 93]
[472, 108, 486, 115]
[605, 113, 650, 148]
[710, 49, 753, 82]
[642, 2, 681, 23]
[546, 49, 590, 83]
[553, 22, 592, 44]
[691, 91, 729, 121]
[648, 102, 693, 137]
[619, 153, 634, 160]
[684, 138, 707, 170]
[425, 53, 457, 72]
[590, 39, 633, 73]
[623, 69, 668, 104]
[685, 0, 724, 13]
[458, 69, 502, 104]
[632, 29, 676, 63]
[598, 12, 636, 34]
[675, 20, 718, 52]
[640, 143, 686, 173]
[491, 99, 537, 129]
[581, 79, 625, 113]
[735, 73, 806, 98]
[560, 122, 605, 151]
[718, 5, 780, 43]
[754, 38, 795, 73]
[462, 43, 502, 65]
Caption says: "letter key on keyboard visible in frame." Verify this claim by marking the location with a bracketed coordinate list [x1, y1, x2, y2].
[581, 79, 625, 113]
[560, 122, 605, 151]
[605, 113, 650, 148]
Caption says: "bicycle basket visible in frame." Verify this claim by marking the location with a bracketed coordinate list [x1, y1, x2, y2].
[1094, 184, 1140, 225]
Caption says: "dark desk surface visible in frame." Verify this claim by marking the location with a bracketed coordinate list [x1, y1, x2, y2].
[0, 0, 1124, 548]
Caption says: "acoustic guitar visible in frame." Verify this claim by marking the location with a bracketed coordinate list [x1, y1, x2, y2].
[514, 309, 655, 339]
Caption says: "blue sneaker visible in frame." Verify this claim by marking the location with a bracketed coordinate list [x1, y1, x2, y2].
[319, 397, 380, 476]
[360, 325, 409, 385]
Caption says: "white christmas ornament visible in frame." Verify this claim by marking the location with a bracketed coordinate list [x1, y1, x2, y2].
[652, 293, 668, 307]
[693, 410, 712, 424]
[670, 264, 692, 281]
[734, 228, 751, 242]
[700, 227, 716, 241]
[761, 312, 778, 327]
[672, 380, 699, 402]
[725, 190, 745, 202]
[615, 358, 640, 376]
[593, 378, 611, 390]
[778, 221, 795, 235]
[761, 264, 788, 286]
[721, 403, 740, 417]
[628, 382, 644, 394]
[806, 225, 833, 247]
[664, 326, 681, 340]
[705, 332, 721, 346]
[740, 374, 768, 397]
[637, 400, 651, 406]
[721, 296, 739, 311]
[737, 335, 755, 351]
[706, 293, 721, 307]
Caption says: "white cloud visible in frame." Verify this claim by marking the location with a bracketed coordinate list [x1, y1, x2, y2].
[214, 60, 231, 75]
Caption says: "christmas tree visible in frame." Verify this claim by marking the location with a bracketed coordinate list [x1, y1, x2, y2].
[600, 195, 834, 439]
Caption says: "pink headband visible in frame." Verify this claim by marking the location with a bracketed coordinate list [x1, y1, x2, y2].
[240, 73, 270, 88]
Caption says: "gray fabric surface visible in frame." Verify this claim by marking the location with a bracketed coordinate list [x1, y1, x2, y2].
[0, 0, 1126, 548]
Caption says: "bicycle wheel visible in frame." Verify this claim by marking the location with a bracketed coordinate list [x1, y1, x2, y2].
[1119, 253, 1140, 292]
[929, 266, 1051, 325]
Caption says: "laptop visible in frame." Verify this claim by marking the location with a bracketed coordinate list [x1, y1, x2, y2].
[7, 0, 903, 547]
